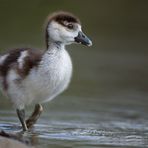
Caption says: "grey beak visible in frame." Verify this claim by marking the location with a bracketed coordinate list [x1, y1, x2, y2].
[74, 31, 92, 46]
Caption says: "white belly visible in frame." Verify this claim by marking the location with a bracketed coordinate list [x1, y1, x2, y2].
[6, 49, 72, 109]
[26, 49, 72, 104]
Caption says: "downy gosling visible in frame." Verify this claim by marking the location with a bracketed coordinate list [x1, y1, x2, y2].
[0, 11, 92, 131]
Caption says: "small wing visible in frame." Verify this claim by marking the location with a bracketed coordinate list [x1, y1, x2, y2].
[0, 48, 44, 90]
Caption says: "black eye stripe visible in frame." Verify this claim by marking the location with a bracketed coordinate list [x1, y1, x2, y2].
[57, 20, 75, 30]
[67, 23, 74, 29]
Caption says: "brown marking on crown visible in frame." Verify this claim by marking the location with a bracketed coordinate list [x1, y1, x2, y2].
[45, 11, 81, 49]
[0, 48, 43, 90]
[48, 11, 81, 25]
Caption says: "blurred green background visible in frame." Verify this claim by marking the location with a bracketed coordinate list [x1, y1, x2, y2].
[0, 1, 148, 147]
[0, 0, 147, 103]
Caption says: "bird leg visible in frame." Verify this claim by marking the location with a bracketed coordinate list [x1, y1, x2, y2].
[26, 104, 43, 129]
[16, 109, 28, 131]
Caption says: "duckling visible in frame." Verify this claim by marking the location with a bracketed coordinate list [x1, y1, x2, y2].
[0, 11, 92, 131]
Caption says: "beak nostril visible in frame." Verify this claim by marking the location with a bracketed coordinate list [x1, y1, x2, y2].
[75, 31, 92, 46]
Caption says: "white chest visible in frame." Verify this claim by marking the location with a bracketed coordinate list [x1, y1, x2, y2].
[25, 49, 72, 103]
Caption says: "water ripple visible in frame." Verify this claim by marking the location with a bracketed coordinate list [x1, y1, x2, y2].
[0, 114, 148, 147]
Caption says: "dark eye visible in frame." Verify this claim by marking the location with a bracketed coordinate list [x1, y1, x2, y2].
[67, 23, 74, 29]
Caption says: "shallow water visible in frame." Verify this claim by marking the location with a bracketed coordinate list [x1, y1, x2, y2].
[0, 96, 148, 148]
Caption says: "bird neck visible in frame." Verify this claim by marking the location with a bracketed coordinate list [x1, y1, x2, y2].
[46, 41, 65, 54]
[45, 29, 65, 51]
